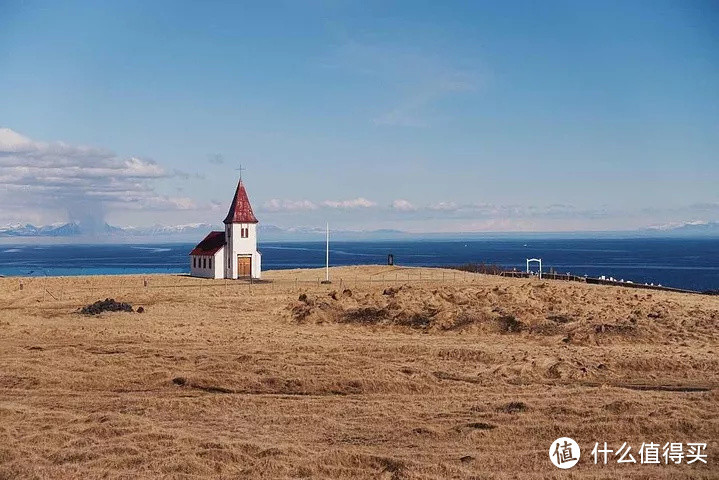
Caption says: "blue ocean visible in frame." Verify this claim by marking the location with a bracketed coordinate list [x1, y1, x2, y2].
[0, 238, 717, 292]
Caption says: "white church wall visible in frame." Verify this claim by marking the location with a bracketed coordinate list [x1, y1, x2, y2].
[252, 251, 262, 279]
[229, 223, 257, 252]
[226, 223, 260, 279]
[213, 248, 225, 279]
[190, 255, 213, 278]
[189, 250, 224, 279]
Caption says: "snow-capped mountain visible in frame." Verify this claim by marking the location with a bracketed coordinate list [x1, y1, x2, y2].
[0, 223, 81, 237]
[0, 222, 215, 237]
[0, 222, 407, 241]
[119, 223, 216, 236]
[646, 221, 719, 236]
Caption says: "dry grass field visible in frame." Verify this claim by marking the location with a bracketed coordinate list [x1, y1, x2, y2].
[0, 265, 717, 479]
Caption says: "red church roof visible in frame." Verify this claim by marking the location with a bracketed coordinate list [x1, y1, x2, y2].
[189, 231, 226, 256]
[223, 179, 259, 224]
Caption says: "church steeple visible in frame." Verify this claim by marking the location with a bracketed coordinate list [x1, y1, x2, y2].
[223, 179, 258, 224]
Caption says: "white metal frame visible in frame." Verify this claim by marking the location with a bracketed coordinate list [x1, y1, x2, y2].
[526, 258, 542, 279]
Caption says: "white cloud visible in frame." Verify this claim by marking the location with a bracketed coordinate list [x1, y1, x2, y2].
[263, 197, 377, 211]
[0, 127, 195, 226]
[428, 201, 459, 211]
[263, 199, 318, 211]
[321, 197, 377, 209]
[391, 199, 416, 211]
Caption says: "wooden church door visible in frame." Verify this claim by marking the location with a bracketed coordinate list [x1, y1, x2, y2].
[237, 256, 251, 277]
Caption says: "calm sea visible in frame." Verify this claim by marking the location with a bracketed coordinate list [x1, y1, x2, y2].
[0, 238, 717, 291]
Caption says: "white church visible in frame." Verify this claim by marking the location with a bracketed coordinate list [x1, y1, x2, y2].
[189, 178, 261, 279]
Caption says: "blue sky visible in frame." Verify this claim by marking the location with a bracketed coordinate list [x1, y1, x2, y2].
[1, 0, 717, 232]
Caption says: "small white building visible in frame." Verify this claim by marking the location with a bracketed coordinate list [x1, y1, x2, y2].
[189, 178, 261, 279]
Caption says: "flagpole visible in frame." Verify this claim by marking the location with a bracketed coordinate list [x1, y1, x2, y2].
[325, 222, 329, 282]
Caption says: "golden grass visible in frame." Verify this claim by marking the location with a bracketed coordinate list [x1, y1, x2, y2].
[0, 265, 717, 479]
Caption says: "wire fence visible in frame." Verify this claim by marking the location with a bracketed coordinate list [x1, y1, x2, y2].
[5, 265, 706, 304]
[5, 269, 492, 303]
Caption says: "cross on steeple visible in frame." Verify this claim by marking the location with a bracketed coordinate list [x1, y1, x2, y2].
[235, 164, 246, 182]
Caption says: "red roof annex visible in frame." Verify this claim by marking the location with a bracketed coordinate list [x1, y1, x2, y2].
[189, 231, 226, 256]
[223, 179, 258, 224]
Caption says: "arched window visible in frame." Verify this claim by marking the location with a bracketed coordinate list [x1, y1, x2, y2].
[193, 257, 196, 268]
[209, 258, 212, 269]
[203, 257, 207, 269]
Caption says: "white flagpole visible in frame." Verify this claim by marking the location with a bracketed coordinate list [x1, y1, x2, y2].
[325, 222, 329, 282]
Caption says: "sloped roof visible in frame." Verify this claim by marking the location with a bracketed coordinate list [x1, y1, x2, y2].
[223, 179, 258, 224]
[189, 231, 226, 256]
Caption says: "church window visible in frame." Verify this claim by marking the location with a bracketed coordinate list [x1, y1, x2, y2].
[209, 258, 212, 269]
[193, 257, 196, 268]
[203, 257, 206, 268]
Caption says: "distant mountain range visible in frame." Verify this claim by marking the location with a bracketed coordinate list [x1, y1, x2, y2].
[1, 220, 717, 242]
[0, 222, 408, 241]
[0, 223, 84, 237]
[645, 221, 719, 235]
[0, 222, 216, 238]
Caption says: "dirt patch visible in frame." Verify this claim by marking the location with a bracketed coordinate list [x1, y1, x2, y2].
[497, 315, 525, 333]
[79, 298, 134, 315]
[341, 306, 390, 325]
[498, 401, 529, 414]
[286, 283, 719, 344]
[288, 286, 516, 332]
[547, 314, 574, 324]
